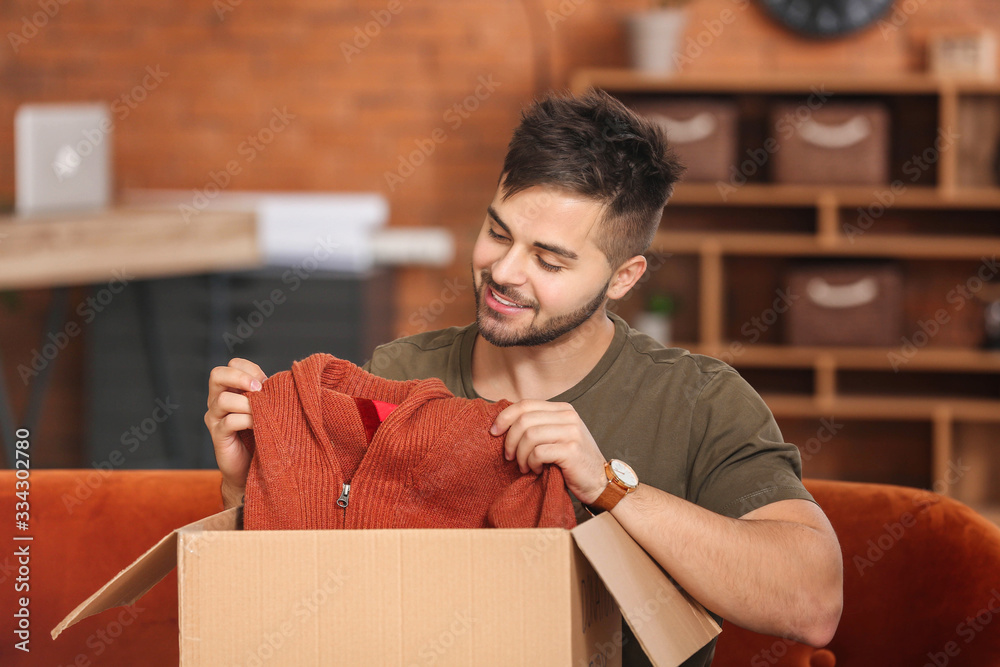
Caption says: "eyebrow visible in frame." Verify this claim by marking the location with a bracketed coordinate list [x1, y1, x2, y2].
[486, 206, 580, 261]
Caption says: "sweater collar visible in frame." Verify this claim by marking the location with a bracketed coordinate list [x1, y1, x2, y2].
[291, 353, 455, 454]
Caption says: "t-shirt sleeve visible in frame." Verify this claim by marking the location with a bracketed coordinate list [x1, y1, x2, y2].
[361, 342, 411, 381]
[687, 369, 817, 519]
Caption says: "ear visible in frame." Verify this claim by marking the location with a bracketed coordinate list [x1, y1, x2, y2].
[606, 255, 647, 300]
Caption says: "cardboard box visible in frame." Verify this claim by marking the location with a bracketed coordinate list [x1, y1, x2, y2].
[52, 509, 720, 666]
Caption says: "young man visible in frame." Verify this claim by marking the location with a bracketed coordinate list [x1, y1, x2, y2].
[205, 90, 843, 666]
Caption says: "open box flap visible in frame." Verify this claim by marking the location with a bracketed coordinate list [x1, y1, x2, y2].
[571, 512, 722, 667]
[50, 507, 238, 639]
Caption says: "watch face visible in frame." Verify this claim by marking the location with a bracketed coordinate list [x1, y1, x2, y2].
[757, 0, 895, 39]
[610, 460, 638, 488]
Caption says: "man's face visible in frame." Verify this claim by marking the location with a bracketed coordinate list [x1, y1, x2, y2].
[471, 184, 614, 347]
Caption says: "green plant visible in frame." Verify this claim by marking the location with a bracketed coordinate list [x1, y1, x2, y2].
[646, 292, 676, 317]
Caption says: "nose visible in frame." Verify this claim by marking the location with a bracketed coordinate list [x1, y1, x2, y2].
[489, 245, 528, 287]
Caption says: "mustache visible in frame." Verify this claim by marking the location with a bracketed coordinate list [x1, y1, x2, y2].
[479, 272, 532, 307]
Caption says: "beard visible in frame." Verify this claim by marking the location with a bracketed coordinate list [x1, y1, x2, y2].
[472, 265, 610, 348]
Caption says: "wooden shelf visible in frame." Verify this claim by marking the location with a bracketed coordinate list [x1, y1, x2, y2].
[676, 343, 1000, 373]
[669, 183, 1000, 209]
[759, 394, 1000, 422]
[0, 208, 261, 289]
[576, 67, 1000, 503]
[571, 69, 1000, 95]
[651, 230, 1000, 259]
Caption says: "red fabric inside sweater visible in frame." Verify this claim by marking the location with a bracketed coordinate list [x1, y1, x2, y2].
[353, 397, 382, 445]
[355, 398, 398, 442]
[372, 399, 397, 422]
[322, 396, 398, 480]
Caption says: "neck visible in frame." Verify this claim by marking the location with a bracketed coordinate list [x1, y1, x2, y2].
[471, 310, 616, 402]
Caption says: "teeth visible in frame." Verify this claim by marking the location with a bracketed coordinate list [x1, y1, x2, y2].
[492, 289, 521, 308]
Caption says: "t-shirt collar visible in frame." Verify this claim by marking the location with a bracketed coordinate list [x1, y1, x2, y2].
[458, 312, 628, 403]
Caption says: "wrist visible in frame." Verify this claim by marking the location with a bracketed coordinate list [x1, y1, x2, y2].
[221, 478, 245, 509]
[581, 477, 610, 506]
[585, 459, 638, 514]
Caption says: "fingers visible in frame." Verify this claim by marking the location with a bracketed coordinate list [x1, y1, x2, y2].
[216, 390, 253, 417]
[493, 401, 609, 502]
[203, 404, 253, 444]
[492, 399, 563, 436]
[205, 360, 261, 444]
[217, 412, 253, 436]
[525, 443, 558, 476]
[207, 360, 266, 408]
[205, 358, 265, 493]
[206, 391, 253, 426]
[514, 427, 566, 474]
[227, 357, 267, 383]
[500, 403, 577, 462]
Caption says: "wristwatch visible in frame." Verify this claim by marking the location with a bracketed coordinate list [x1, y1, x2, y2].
[586, 459, 639, 513]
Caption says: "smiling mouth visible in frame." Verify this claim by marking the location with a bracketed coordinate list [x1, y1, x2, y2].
[489, 286, 527, 308]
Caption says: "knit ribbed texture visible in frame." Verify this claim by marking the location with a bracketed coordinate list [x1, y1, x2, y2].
[240, 353, 577, 530]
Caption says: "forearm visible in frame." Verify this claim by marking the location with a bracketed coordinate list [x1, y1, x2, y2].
[610, 484, 841, 645]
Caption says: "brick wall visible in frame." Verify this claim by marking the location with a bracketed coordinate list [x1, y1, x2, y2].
[1, 0, 998, 464]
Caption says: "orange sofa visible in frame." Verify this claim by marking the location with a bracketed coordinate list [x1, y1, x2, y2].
[4, 470, 1000, 666]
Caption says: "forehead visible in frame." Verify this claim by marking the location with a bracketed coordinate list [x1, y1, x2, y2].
[488, 184, 607, 247]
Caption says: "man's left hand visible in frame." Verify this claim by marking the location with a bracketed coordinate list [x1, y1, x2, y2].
[491, 399, 608, 505]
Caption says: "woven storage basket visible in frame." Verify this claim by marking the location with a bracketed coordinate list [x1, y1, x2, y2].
[631, 98, 739, 182]
[771, 102, 890, 185]
[785, 263, 904, 347]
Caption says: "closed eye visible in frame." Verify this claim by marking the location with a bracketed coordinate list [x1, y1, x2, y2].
[487, 227, 508, 243]
[537, 258, 562, 273]
[488, 227, 563, 272]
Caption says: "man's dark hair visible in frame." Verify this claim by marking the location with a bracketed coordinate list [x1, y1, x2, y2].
[497, 88, 685, 270]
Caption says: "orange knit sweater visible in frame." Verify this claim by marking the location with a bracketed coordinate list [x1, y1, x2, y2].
[238, 353, 576, 530]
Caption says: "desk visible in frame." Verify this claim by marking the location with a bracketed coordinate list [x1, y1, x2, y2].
[0, 208, 260, 290]
[0, 208, 261, 465]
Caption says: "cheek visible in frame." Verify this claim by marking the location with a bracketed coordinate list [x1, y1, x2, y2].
[531, 277, 570, 309]
[543, 273, 603, 310]
[471, 237, 498, 271]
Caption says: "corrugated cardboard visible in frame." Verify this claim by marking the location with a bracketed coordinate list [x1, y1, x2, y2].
[52, 510, 720, 666]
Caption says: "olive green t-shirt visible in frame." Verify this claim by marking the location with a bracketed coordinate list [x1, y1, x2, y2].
[361, 310, 816, 667]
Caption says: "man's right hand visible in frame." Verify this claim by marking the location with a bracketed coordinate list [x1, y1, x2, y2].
[204, 358, 267, 507]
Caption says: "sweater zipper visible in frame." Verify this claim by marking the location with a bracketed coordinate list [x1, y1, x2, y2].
[337, 482, 351, 525]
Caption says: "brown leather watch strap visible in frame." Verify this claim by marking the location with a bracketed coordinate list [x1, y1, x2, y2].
[588, 477, 628, 513]
[586, 461, 631, 513]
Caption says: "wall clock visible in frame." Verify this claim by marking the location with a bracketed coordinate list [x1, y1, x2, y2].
[757, 0, 896, 39]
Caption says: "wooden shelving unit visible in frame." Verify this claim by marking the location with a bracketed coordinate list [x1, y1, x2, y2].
[668, 183, 1000, 208]
[569, 69, 1000, 95]
[654, 229, 1000, 259]
[572, 69, 1000, 521]
[674, 343, 1000, 373]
